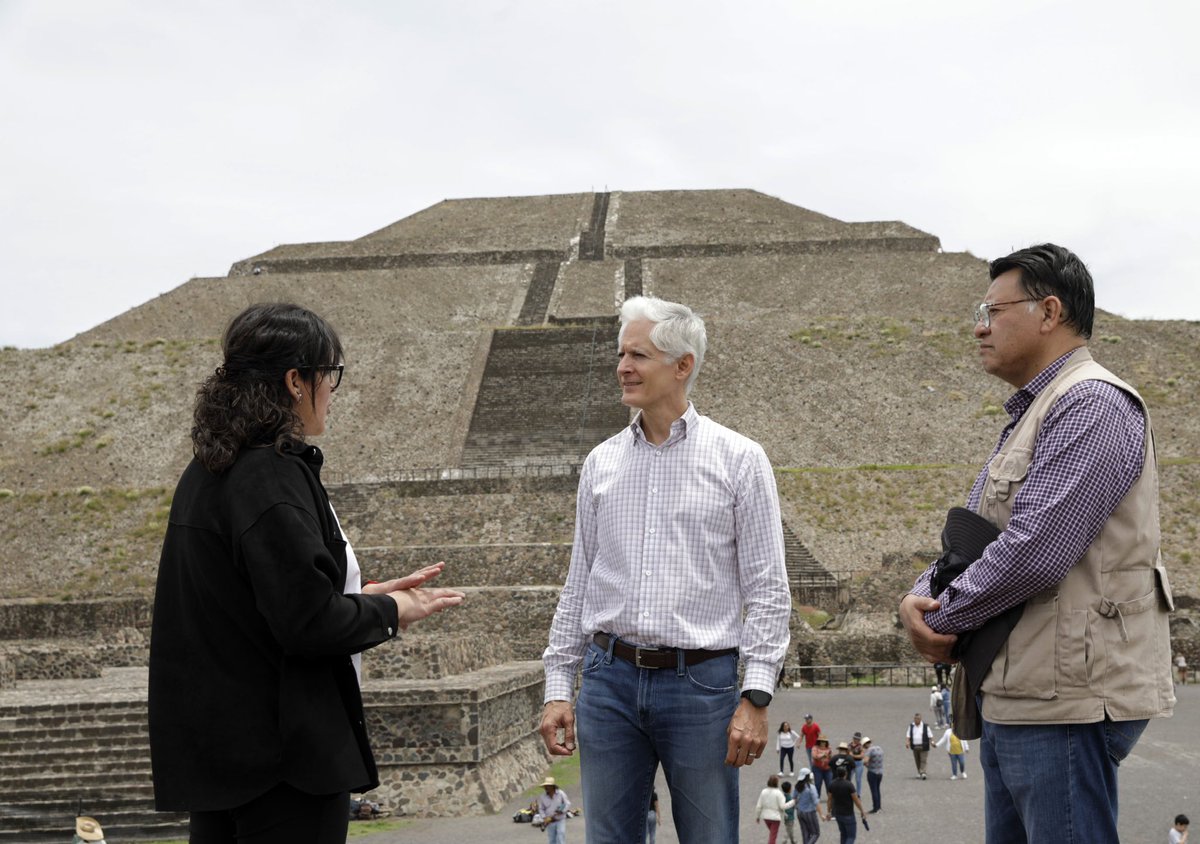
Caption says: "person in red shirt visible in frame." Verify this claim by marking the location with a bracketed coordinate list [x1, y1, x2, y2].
[800, 714, 821, 766]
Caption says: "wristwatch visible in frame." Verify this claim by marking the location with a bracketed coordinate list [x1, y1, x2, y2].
[740, 689, 772, 708]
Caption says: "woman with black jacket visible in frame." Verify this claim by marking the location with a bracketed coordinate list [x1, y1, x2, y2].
[149, 302, 463, 844]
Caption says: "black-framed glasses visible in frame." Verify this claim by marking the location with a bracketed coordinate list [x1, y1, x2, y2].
[310, 364, 344, 391]
[972, 298, 1038, 329]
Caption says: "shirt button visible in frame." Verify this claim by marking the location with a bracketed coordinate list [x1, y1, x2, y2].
[651, 487, 658, 494]
[648, 528, 656, 534]
[387, 627, 394, 636]
[656, 451, 662, 457]
[644, 569, 651, 576]
[643, 611, 650, 618]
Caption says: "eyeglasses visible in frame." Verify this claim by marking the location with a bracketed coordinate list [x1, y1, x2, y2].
[972, 298, 1038, 328]
[311, 364, 344, 391]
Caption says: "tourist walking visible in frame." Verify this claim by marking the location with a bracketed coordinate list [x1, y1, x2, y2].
[863, 736, 883, 813]
[645, 789, 660, 844]
[780, 780, 798, 844]
[905, 713, 932, 779]
[755, 774, 795, 844]
[824, 764, 867, 844]
[801, 714, 821, 766]
[940, 684, 952, 726]
[935, 727, 970, 779]
[778, 721, 801, 776]
[148, 303, 464, 844]
[793, 769, 825, 844]
[930, 685, 945, 727]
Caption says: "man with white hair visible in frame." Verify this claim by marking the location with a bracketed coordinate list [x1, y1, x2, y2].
[540, 295, 791, 843]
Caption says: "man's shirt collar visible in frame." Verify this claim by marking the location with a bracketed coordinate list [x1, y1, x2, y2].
[1003, 348, 1083, 423]
[629, 402, 698, 448]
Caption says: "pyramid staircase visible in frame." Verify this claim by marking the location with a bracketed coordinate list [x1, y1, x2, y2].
[460, 324, 629, 467]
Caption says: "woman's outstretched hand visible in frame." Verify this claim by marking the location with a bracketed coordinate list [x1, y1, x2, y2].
[364, 562, 465, 630]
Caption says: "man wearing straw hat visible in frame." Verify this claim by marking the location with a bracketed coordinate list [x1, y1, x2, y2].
[72, 817, 106, 844]
[534, 776, 572, 844]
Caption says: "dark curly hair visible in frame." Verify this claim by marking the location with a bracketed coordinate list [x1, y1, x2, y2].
[192, 303, 343, 473]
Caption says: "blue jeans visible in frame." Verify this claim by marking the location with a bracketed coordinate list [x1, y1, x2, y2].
[981, 716, 1147, 843]
[852, 760, 863, 794]
[866, 770, 882, 811]
[575, 639, 739, 844]
[950, 753, 966, 776]
[812, 767, 832, 797]
[545, 816, 566, 844]
[834, 813, 856, 844]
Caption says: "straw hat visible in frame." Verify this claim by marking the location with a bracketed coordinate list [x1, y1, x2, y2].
[837, 741, 850, 750]
[75, 817, 105, 842]
[540, 776, 557, 788]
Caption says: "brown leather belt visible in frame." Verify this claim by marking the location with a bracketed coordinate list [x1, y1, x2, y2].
[593, 632, 738, 670]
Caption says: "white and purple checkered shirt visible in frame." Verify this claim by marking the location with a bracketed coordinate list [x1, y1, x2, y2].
[913, 349, 1146, 633]
[543, 404, 791, 701]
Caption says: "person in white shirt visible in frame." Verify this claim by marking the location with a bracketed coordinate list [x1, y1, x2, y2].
[777, 721, 802, 776]
[534, 777, 571, 844]
[755, 774, 797, 844]
[935, 727, 970, 779]
[540, 296, 791, 844]
[930, 685, 945, 727]
[1170, 814, 1189, 844]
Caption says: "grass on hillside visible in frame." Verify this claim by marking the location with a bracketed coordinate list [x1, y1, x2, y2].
[522, 754, 581, 797]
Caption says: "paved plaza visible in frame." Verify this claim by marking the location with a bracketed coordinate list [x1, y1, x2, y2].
[354, 683, 1198, 844]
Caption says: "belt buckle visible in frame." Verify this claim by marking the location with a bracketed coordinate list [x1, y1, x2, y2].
[634, 647, 662, 669]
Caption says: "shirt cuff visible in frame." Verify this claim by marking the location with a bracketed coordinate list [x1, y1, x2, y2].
[741, 660, 779, 695]
[543, 673, 575, 703]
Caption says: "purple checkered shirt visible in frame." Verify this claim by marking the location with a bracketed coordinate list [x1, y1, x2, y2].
[543, 403, 791, 701]
[912, 349, 1146, 633]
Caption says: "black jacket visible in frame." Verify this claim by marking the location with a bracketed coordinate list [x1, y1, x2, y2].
[149, 443, 399, 811]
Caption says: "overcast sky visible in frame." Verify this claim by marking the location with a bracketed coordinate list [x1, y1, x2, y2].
[2, 0, 1197, 348]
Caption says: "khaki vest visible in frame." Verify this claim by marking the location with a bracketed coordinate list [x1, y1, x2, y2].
[977, 348, 1175, 724]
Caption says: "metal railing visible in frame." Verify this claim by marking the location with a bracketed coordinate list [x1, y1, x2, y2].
[784, 663, 951, 688]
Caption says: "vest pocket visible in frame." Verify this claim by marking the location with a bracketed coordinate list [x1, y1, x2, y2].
[985, 447, 1032, 504]
[983, 593, 1058, 700]
[1060, 609, 1091, 687]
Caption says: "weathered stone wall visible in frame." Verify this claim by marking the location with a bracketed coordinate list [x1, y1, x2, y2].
[0, 599, 151, 640]
[363, 662, 548, 815]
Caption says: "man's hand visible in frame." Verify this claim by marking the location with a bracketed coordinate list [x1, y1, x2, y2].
[725, 697, 768, 767]
[540, 701, 576, 756]
[898, 593, 958, 664]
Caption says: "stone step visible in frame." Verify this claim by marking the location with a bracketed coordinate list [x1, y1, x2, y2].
[404, 586, 560, 661]
[0, 739, 146, 764]
[3, 767, 154, 800]
[354, 543, 571, 588]
[363, 631, 514, 680]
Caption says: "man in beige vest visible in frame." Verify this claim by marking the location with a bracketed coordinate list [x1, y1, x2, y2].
[898, 244, 1175, 843]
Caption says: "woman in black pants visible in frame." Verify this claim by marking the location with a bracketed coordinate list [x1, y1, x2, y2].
[149, 303, 463, 844]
